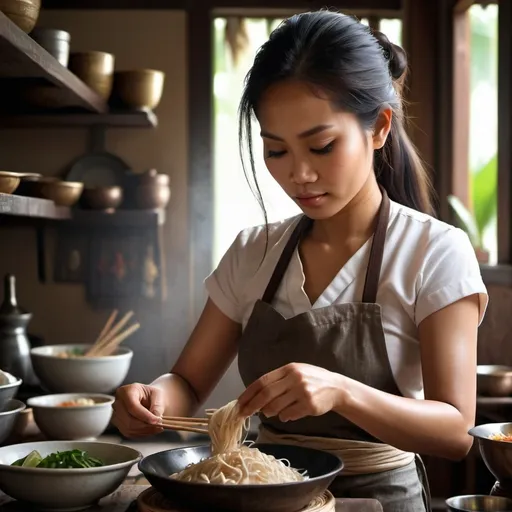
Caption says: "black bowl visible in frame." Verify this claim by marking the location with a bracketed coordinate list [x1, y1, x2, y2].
[138, 443, 343, 512]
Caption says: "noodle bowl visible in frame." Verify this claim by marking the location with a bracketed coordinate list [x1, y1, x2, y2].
[169, 400, 307, 485]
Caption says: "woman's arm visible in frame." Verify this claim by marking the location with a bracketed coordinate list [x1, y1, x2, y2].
[151, 298, 242, 417]
[332, 294, 479, 460]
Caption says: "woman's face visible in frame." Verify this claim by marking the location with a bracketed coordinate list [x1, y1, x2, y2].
[257, 80, 390, 219]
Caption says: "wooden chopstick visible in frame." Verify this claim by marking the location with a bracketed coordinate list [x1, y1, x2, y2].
[87, 311, 134, 356]
[161, 416, 209, 425]
[96, 322, 140, 356]
[158, 420, 209, 435]
[94, 310, 118, 346]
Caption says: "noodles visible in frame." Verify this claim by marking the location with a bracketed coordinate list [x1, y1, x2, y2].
[169, 400, 307, 485]
[489, 432, 512, 442]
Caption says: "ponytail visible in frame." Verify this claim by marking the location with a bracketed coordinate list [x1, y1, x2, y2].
[374, 114, 434, 215]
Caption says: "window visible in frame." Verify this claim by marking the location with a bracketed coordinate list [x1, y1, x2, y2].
[450, 3, 498, 264]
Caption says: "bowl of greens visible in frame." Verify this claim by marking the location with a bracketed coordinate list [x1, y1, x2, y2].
[0, 440, 141, 510]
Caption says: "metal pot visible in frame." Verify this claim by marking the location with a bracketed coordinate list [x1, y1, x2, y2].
[30, 28, 71, 67]
[0, 275, 34, 385]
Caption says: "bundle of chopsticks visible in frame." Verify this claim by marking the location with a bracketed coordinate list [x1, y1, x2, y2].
[157, 409, 217, 435]
[86, 309, 140, 357]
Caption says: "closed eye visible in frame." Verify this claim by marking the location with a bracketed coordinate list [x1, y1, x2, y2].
[266, 149, 287, 159]
[311, 141, 335, 155]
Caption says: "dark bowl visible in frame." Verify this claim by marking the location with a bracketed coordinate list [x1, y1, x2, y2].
[138, 443, 343, 512]
[446, 494, 512, 511]
[478, 365, 512, 397]
[80, 186, 123, 211]
[469, 423, 512, 484]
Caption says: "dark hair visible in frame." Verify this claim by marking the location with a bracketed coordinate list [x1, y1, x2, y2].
[238, 10, 434, 224]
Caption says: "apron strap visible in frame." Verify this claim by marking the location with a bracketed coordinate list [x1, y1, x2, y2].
[361, 188, 390, 304]
[261, 188, 390, 305]
[262, 216, 312, 304]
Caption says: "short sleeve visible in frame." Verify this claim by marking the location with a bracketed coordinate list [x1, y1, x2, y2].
[414, 228, 488, 326]
[204, 231, 247, 323]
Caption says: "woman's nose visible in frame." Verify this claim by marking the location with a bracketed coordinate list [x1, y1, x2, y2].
[290, 157, 317, 184]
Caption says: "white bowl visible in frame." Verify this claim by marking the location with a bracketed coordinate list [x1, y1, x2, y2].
[0, 371, 22, 408]
[30, 344, 133, 394]
[27, 393, 115, 440]
[0, 440, 142, 511]
[0, 399, 26, 444]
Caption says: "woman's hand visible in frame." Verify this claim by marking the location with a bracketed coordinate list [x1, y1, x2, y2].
[112, 383, 165, 438]
[237, 363, 345, 422]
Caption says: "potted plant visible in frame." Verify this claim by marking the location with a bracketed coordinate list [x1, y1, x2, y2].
[447, 154, 497, 264]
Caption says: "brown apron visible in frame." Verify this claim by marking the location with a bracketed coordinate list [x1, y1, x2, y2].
[237, 190, 431, 512]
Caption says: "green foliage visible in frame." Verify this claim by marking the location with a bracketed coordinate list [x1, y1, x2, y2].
[447, 154, 497, 250]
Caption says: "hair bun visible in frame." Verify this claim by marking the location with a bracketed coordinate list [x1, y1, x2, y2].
[372, 30, 407, 80]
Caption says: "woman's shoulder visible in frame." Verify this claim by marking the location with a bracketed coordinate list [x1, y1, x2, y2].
[388, 200, 472, 253]
[231, 214, 302, 259]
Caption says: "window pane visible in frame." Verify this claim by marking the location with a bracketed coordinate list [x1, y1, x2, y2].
[213, 18, 299, 266]
[469, 4, 498, 263]
[380, 18, 402, 46]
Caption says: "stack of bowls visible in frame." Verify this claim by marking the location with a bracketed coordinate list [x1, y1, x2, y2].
[0, 370, 25, 444]
[28, 344, 133, 440]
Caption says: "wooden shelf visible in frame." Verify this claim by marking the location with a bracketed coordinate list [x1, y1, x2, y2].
[0, 109, 158, 129]
[70, 208, 165, 227]
[477, 396, 512, 406]
[480, 264, 512, 286]
[0, 193, 70, 220]
[0, 193, 164, 226]
[0, 11, 107, 113]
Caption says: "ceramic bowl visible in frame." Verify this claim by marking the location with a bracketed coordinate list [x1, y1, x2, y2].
[69, 52, 115, 99]
[0, 371, 22, 408]
[0, 440, 141, 511]
[80, 186, 123, 211]
[39, 180, 83, 207]
[0, 172, 21, 194]
[27, 393, 115, 440]
[0, 400, 26, 444]
[0, 0, 41, 33]
[30, 344, 133, 394]
[112, 69, 165, 110]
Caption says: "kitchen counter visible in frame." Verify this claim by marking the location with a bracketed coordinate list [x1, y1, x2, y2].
[3, 420, 383, 510]
[0, 485, 384, 511]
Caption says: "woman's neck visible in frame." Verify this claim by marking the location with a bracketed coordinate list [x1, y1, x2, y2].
[310, 177, 383, 246]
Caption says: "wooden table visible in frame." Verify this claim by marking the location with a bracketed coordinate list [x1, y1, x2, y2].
[0, 485, 383, 512]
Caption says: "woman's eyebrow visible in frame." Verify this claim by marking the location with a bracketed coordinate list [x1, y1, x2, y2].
[260, 124, 334, 141]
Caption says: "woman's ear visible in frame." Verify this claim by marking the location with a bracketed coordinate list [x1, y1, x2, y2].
[372, 107, 393, 149]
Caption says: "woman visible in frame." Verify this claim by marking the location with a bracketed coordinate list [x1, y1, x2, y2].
[112, 11, 488, 511]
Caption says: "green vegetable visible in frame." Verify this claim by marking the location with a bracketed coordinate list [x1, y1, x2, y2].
[11, 449, 104, 469]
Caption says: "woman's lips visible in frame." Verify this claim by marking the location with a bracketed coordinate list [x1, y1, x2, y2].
[295, 194, 327, 207]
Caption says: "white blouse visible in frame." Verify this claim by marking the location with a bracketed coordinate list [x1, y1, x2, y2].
[205, 199, 489, 399]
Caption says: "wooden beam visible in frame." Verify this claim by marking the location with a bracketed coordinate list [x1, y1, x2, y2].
[435, 0, 456, 221]
[454, 0, 475, 14]
[43, 0, 402, 9]
[187, 4, 213, 322]
[497, 0, 512, 263]
[451, 8, 471, 206]
[402, 0, 439, 195]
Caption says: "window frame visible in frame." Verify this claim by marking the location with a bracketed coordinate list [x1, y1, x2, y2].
[440, 0, 512, 284]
